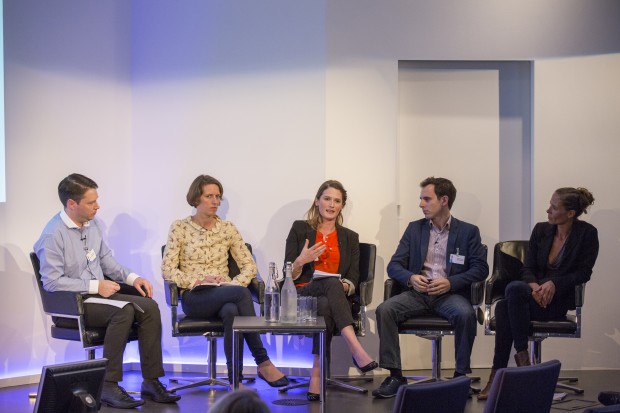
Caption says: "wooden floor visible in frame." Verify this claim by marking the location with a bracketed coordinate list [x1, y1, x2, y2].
[2, 368, 618, 413]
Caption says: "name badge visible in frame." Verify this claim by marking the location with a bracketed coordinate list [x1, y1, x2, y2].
[86, 249, 96, 262]
[450, 253, 465, 265]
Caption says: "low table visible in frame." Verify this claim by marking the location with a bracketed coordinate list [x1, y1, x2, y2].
[232, 316, 327, 411]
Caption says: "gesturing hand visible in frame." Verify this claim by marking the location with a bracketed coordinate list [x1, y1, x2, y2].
[297, 239, 327, 266]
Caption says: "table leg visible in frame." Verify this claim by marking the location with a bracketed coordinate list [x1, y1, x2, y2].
[320, 330, 325, 413]
[232, 329, 240, 390]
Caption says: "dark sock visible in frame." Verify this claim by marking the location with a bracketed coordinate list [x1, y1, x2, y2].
[453, 371, 466, 378]
[389, 368, 403, 379]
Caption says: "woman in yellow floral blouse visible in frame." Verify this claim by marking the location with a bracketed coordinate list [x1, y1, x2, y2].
[162, 174, 288, 387]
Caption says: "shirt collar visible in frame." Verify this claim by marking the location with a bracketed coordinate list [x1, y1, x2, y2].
[60, 209, 91, 229]
[187, 215, 221, 233]
[429, 215, 452, 233]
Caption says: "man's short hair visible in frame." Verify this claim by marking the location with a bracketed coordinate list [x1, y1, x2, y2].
[420, 177, 457, 209]
[58, 173, 98, 207]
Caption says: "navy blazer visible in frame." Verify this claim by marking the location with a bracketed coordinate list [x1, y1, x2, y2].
[284, 220, 360, 288]
[387, 217, 488, 298]
[521, 220, 598, 310]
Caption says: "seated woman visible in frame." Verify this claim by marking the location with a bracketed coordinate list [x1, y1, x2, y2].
[285, 180, 378, 401]
[162, 174, 288, 387]
[478, 187, 599, 400]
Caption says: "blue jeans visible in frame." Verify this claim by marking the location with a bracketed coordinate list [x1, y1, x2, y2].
[181, 285, 269, 374]
[492, 280, 569, 369]
[376, 289, 477, 374]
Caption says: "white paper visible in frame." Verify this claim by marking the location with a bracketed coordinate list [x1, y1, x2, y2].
[84, 297, 144, 313]
[312, 270, 341, 280]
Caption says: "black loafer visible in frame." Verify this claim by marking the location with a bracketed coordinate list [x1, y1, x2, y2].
[372, 376, 407, 399]
[307, 392, 320, 402]
[257, 372, 290, 387]
[352, 357, 379, 373]
[101, 382, 145, 409]
[599, 391, 620, 406]
[141, 379, 181, 404]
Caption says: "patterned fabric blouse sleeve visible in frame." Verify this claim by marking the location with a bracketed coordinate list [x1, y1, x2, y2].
[226, 222, 257, 287]
[161, 220, 200, 289]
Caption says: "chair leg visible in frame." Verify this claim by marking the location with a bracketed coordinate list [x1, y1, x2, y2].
[168, 336, 229, 392]
[530, 338, 583, 394]
[327, 377, 369, 393]
[404, 336, 441, 383]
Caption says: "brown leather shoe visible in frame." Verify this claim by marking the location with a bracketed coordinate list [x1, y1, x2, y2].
[477, 369, 497, 400]
[514, 350, 531, 367]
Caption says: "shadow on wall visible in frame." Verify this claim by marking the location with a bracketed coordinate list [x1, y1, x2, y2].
[0, 244, 50, 376]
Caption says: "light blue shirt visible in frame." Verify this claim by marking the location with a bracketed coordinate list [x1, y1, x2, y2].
[34, 210, 139, 294]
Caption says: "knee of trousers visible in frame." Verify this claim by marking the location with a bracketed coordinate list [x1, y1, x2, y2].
[505, 280, 529, 299]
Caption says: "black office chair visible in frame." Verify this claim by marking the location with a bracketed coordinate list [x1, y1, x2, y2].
[31, 252, 140, 360]
[382, 245, 487, 385]
[162, 243, 264, 392]
[482, 359, 561, 413]
[279, 242, 377, 394]
[391, 375, 471, 413]
[484, 240, 585, 394]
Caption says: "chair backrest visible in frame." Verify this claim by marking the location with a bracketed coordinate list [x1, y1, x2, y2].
[391, 375, 471, 413]
[483, 359, 562, 413]
[357, 242, 376, 306]
[487, 240, 529, 302]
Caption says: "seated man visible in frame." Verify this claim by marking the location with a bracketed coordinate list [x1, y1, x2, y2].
[34, 173, 180, 409]
[373, 177, 488, 398]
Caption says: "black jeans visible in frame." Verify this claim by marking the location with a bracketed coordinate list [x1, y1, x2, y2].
[181, 285, 269, 374]
[84, 293, 164, 382]
[492, 280, 569, 369]
[297, 277, 354, 355]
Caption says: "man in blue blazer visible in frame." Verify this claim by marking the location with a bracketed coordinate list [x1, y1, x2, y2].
[373, 177, 489, 398]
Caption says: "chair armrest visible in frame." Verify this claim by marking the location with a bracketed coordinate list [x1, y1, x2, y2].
[40, 290, 85, 316]
[384, 279, 395, 301]
[164, 280, 179, 307]
[575, 283, 585, 307]
[359, 280, 374, 307]
[471, 280, 485, 306]
[484, 270, 506, 305]
[249, 278, 264, 305]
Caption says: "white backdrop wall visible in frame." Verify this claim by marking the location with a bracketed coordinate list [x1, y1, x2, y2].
[1, 0, 619, 386]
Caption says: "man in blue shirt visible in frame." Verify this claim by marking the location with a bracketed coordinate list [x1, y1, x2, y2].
[34, 173, 180, 409]
[373, 177, 488, 398]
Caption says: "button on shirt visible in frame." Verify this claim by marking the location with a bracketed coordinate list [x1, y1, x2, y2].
[421, 217, 451, 281]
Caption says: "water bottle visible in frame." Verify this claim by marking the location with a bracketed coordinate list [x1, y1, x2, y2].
[264, 262, 280, 322]
[280, 261, 298, 324]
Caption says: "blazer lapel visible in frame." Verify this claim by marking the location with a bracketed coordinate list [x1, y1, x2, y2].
[446, 217, 459, 275]
[419, 221, 431, 270]
[336, 226, 348, 274]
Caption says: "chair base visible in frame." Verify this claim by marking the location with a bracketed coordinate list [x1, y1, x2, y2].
[557, 376, 584, 394]
[278, 376, 371, 394]
[168, 376, 230, 392]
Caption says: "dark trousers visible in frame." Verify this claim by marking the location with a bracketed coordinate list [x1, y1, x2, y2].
[181, 285, 269, 374]
[298, 277, 354, 355]
[83, 293, 164, 382]
[376, 289, 477, 374]
[492, 280, 569, 369]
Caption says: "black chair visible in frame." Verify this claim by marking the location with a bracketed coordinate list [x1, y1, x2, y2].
[391, 375, 471, 413]
[279, 242, 377, 394]
[585, 406, 620, 413]
[484, 240, 585, 393]
[383, 245, 487, 384]
[162, 243, 264, 392]
[482, 359, 561, 413]
[31, 252, 140, 360]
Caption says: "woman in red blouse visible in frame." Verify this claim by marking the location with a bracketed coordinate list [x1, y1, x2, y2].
[284, 180, 377, 401]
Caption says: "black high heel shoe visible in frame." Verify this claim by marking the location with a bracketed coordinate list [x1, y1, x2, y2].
[306, 392, 320, 402]
[257, 372, 290, 387]
[352, 357, 378, 373]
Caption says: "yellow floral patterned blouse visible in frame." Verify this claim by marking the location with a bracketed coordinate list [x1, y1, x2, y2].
[161, 216, 257, 289]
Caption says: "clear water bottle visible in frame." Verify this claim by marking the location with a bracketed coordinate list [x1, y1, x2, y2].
[264, 262, 280, 323]
[280, 261, 298, 324]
